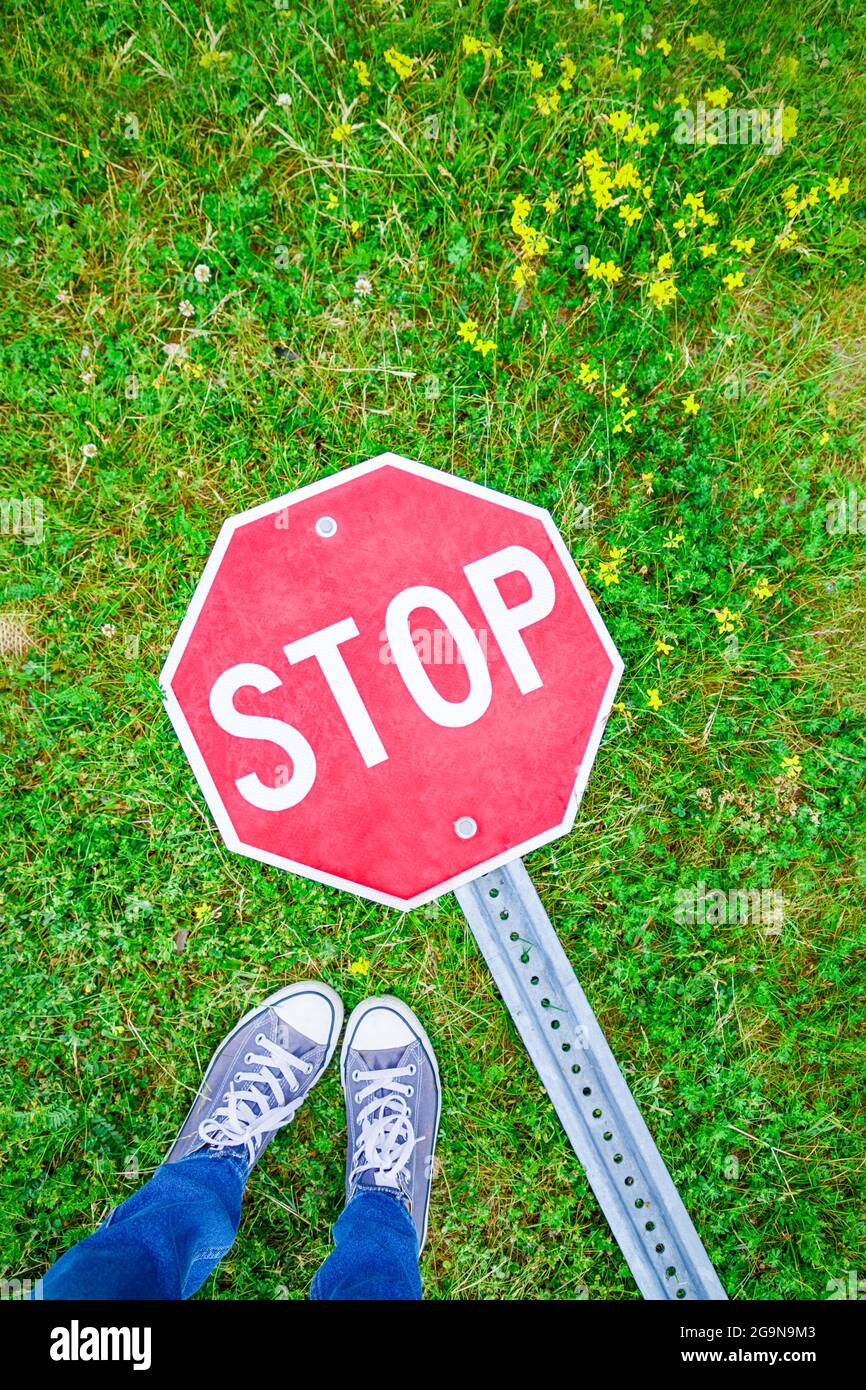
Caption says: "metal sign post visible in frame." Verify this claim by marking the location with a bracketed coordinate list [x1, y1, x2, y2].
[457, 861, 727, 1300]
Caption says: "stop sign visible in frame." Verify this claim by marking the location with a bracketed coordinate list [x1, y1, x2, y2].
[161, 453, 622, 908]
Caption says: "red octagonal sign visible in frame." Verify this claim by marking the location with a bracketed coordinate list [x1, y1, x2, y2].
[161, 454, 623, 909]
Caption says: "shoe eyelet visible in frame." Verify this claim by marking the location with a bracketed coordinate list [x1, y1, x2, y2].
[408, 1065, 416, 1075]
[255, 1033, 265, 1044]
[354, 1093, 361, 1103]
[352, 1070, 360, 1082]
[234, 1073, 242, 1081]
[244, 1054, 253, 1064]
[407, 1086, 413, 1096]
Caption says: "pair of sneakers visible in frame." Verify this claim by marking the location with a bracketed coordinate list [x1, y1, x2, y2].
[165, 984, 441, 1249]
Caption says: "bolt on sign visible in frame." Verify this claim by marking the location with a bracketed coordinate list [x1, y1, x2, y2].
[162, 453, 727, 1300]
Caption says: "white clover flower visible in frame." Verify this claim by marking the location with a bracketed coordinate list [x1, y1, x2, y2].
[354, 275, 373, 297]
[80, 370, 95, 385]
[100, 623, 116, 637]
[275, 92, 292, 108]
[193, 264, 211, 284]
[179, 299, 195, 318]
[82, 442, 98, 458]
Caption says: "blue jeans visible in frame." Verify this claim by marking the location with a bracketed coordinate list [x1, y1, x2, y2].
[41, 1150, 422, 1301]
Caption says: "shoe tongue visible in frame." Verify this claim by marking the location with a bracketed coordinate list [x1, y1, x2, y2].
[358, 1044, 409, 1075]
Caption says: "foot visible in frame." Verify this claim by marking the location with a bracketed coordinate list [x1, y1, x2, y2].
[340, 995, 441, 1249]
[166, 981, 343, 1172]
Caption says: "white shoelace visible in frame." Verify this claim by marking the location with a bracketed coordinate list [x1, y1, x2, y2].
[198, 1032, 313, 1166]
[349, 1064, 423, 1192]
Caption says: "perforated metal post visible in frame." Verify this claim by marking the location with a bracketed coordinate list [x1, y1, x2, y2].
[456, 859, 727, 1301]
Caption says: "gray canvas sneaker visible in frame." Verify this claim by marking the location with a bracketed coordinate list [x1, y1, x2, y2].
[340, 995, 441, 1249]
[166, 981, 343, 1172]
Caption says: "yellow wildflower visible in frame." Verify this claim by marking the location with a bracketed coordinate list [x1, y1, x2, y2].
[704, 85, 733, 108]
[473, 338, 496, 358]
[781, 754, 802, 780]
[752, 578, 774, 601]
[683, 393, 701, 417]
[384, 47, 415, 81]
[646, 688, 663, 711]
[655, 638, 673, 655]
[331, 122, 352, 143]
[649, 279, 677, 308]
[663, 531, 685, 549]
[713, 606, 737, 633]
[723, 271, 745, 290]
[526, 58, 543, 80]
[730, 236, 755, 255]
[826, 176, 850, 202]
[458, 318, 479, 344]
[353, 59, 371, 88]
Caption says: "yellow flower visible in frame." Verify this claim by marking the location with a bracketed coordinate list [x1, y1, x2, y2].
[781, 754, 802, 780]
[683, 393, 701, 417]
[674, 92, 689, 109]
[560, 55, 577, 88]
[544, 192, 559, 215]
[608, 545, 627, 562]
[700, 242, 718, 259]
[663, 531, 685, 549]
[752, 577, 774, 600]
[646, 688, 663, 711]
[619, 203, 641, 227]
[609, 109, 631, 135]
[535, 91, 561, 117]
[826, 176, 850, 202]
[473, 338, 496, 358]
[713, 606, 737, 633]
[578, 362, 599, 387]
[353, 59, 371, 88]
[457, 317, 479, 344]
[704, 85, 733, 109]
[752, 484, 765, 498]
[526, 58, 543, 80]
[723, 271, 745, 290]
[384, 47, 415, 81]
[649, 279, 677, 308]
[586, 255, 623, 285]
[331, 122, 352, 143]
[655, 638, 673, 655]
[597, 561, 621, 586]
[818, 430, 830, 446]
[656, 39, 672, 57]
[657, 251, 673, 274]
[730, 236, 755, 255]
[349, 958, 370, 977]
[326, 192, 339, 210]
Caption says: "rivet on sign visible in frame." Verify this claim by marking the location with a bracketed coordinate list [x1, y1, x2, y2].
[454, 816, 478, 839]
[315, 516, 337, 537]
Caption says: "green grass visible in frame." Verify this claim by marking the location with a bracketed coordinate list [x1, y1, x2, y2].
[1, 0, 864, 1300]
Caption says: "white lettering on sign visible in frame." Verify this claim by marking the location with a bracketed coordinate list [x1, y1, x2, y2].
[209, 546, 557, 810]
[209, 663, 316, 810]
[284, 618, 388, 767]
[463, 545, 556, 694]
[384, 585, 492, 728]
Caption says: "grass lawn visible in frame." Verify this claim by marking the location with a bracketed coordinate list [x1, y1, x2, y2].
[1, 0, 864, 1300]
